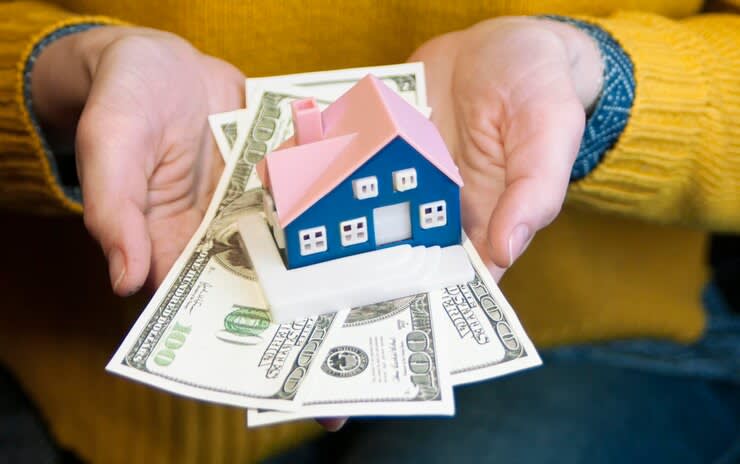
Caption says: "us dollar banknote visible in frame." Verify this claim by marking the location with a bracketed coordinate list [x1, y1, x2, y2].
[208, 109, 242, 159]
[106, 88, 344, 410]
[247, 238, 540, 426]
[209, 63, 429, 164]
[246, 62, 427, 108]
[108, 65, 540, 421]
[107, 71, 428, 409]
[444, 239, 541, 386]
[248, 292, 454, 426]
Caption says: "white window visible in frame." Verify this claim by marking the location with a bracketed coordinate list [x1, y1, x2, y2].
[352, 176, 378, 200]
[419, 200, 447, 229]
[373, 202, 412, 245]
[298, 226, 328, 256]
[339, 217, 368, 246]
[393, 168, 417, 192]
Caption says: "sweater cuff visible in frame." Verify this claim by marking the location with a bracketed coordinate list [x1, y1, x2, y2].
[24, 23, 105, 206]
[543, 16, 636, 181]
[0, 5, 121, 215]
[565, 12, 738, 226]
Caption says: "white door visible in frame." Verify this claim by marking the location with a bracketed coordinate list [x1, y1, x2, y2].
[373, 202, 412, 246]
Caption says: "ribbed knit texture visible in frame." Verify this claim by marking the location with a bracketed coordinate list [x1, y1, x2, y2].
[544, 15, 636, 181]
[570, 11, 740, 231]
[0, 3, 111, 214]
[0, 1, 738, 464]
[23, 22, 105, 205]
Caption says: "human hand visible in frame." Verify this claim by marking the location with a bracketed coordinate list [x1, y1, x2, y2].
[321, 17, 603, 433]
[410, 17, 603, 280]
[32, 26, 244, 295]
[33, 27, 350, 433]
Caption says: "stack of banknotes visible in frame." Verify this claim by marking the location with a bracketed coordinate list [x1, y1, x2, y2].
[106, 63, 541, 427]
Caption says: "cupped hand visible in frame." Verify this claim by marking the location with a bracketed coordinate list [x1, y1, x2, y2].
[34, 27, 349, 433]
[410, 17, 603, 280]
[320, 17, 604, 434]
[33, 27, 245, 295]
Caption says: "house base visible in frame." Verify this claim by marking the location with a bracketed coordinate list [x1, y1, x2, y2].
[237, 212, 475, 324]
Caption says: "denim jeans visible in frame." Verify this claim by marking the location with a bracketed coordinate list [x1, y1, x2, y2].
[263, 283, 740, 464]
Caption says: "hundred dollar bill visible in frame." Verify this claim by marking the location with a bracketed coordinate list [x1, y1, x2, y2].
[247, 237, 540, 426]
[107, 79, 429, 409]
[222, 62, 426, 165]
[208, 109, 246, 161]
[246, 62, 427, 108]
[226, 81, 428, 190]
[106, 87, 348, 410]
[443, 238, 541, 386]
[207, 102, 428, 167]
[110, 71, 539, 417]
[248, 292, 454, 426]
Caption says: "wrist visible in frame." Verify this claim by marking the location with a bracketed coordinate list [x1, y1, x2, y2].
[537, 18, 604, 113]
[538, 16, 636, 181]
[30, 26, 128, 145]
[31, 29, 89, 139]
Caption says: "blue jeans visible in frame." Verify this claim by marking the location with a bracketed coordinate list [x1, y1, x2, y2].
[264, 284, 740, 464]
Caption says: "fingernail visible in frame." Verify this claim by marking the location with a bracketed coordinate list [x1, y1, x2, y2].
[124, 285, 142, 298]
[109, 247, 126, 293]
[325, 418, 347, 432]
[507, 224, 531, 267]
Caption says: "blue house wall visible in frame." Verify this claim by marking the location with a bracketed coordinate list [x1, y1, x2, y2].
[283, 136, 461, 269]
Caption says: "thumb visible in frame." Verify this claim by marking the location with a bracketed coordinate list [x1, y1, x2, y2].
[487, 98, 584, 268]
[76, 105, 153, 296]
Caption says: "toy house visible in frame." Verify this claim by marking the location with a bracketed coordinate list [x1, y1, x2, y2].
[256, 74, 464, 270]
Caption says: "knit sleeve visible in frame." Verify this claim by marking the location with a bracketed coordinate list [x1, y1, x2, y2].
[0, 2, 120, 215]
[564, 11, 740, 232]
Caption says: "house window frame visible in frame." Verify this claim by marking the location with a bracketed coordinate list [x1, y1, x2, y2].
[352, 176, 379, 200]
[339, 216, 368, 247]
[419, 200, 447, 229]
[392, 168, 418, 192]
[298, 226, 328, 255]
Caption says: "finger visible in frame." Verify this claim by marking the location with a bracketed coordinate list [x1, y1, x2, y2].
[316, 417, 348, 432]
[487, 97, 584, 268]
[76, 104, 154, 296]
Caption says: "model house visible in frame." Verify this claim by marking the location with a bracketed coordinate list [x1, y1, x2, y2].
[256, 74, 464, 269]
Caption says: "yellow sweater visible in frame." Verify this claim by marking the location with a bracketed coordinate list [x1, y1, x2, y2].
[0, 1, 738, 463]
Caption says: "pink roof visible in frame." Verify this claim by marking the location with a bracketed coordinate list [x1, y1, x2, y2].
[258, 75, 463, 228]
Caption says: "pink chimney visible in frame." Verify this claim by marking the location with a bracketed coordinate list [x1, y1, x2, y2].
[291, 98, 323, 145]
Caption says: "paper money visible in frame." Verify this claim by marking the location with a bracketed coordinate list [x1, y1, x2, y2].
[206, 63, 428, 164]
[208, 109, 243, 160]
[109, 64, 541, 424]
[107, 90, 340, 410]
[247, 238, 540, 426]
[247, 62, 427, 108]
[107, 76, 429, 409]
[248, 292, 453, 426]
[443, 240, 541, 386]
